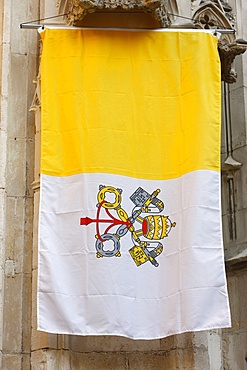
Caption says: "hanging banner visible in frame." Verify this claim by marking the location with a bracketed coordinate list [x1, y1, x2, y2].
[38, 28, 231, 339]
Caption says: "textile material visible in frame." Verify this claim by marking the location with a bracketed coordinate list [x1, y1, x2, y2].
[38, 28, 231, 339]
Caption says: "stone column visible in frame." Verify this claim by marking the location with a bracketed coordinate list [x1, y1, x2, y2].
[0, 0, 39, 368]
[221, 1, 247, 368]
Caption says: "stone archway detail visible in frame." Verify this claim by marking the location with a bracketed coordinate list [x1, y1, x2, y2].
[192, 1, 247, 83]
[192, 1, 235, 43]
[58, 0, 178, 27]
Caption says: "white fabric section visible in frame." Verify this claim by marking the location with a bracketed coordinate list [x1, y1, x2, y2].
[38, 171, 231, 339]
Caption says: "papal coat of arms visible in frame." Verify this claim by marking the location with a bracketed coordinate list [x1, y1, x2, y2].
[80, 186, 176, 267]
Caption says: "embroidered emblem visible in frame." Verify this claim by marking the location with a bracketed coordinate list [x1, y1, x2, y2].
[80, 186, 176, 267]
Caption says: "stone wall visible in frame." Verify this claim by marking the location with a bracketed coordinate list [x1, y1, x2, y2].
[0, 0, 39, 368]
[221, 2, 247, 370]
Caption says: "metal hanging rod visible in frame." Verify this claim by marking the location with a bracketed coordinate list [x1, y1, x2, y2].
[20, 23, 236, 33]
[20, 11, 236, 33]
[20, 23, 45, 29]
[20, 13, 69, 29]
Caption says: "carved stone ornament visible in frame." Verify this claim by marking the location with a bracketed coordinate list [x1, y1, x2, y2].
[218, 40, 247, 84]
[58, 0, 178, 27]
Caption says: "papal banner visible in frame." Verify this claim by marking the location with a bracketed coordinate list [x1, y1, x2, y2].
[38, 28, 231, 339]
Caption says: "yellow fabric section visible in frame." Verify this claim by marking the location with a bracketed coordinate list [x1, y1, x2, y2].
[40, 29, 221, 179]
